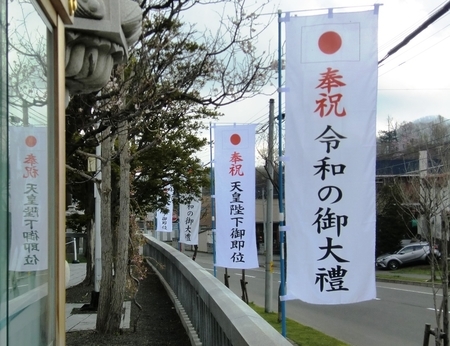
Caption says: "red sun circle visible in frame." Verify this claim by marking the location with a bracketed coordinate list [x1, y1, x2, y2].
[318, 31, 342, 55]
[25, 136, 37, 147]
[230, 134, 241, 145]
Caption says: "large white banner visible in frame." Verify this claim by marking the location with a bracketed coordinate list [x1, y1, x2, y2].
[214, 125, 258, 269]
[179, 198, 201, 245]
[285, 9, 378, 304]
[9, 126, 48, 271]
[156, 185, 173, 232]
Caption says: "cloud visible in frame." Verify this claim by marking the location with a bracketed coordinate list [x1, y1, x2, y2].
[185, 0, 450, 163]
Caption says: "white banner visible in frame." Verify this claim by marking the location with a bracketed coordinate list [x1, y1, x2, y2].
[285, 9, 378, 304]
[9, 126, 48, 271]
[179, 198, 201, 245]
[214, 125, 258, 269]
[156, 185, 173, 233]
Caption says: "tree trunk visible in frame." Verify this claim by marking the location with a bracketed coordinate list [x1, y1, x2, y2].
[96, 127, 114, 333]
[96, 121, 131, 333]
[112, 119, 130, 329]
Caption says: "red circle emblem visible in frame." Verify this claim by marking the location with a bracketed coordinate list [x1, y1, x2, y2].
[25, 136, 37, 147]
[318, 31, 342, 55]
[230, 134, 241, 145]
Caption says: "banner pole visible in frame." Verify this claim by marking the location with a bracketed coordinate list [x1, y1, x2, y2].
[210, 122, 217, 277]
[277, 9, 287, 338]
[178, 192, 181, 252]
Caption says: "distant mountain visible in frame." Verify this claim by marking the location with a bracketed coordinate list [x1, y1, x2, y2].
[377, 115, 450, 158]
[412, 115, 448, 124]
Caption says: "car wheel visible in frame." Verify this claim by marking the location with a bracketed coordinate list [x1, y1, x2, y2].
[388, 260, 400, 270]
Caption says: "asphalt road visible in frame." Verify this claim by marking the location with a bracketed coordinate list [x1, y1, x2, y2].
[188, 250, 443, 346]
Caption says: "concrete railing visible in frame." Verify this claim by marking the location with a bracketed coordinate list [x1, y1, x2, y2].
[143, 235, 291, 346]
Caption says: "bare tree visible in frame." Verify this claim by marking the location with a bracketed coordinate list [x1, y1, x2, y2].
[66, 0, 276, 334]
[391, 142, 450, 345]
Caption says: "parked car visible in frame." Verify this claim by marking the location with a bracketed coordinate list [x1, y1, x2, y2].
[376, 242, 441, 270]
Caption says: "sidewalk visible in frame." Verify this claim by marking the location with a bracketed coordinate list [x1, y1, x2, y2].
[65, 262, 130, 332]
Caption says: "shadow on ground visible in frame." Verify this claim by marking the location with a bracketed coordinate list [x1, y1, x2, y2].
[66, 265, 190, 346]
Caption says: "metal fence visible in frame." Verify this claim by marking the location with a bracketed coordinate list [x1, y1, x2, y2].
[143, 235, 291, 346]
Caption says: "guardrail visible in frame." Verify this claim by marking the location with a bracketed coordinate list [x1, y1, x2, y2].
[143, 235, 291, 346]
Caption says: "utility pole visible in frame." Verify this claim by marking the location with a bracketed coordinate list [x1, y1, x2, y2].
[265, 99, 275, 312]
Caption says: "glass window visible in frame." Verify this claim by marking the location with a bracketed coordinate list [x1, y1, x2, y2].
[402, 247, 413, 254]
[3, 1, 56, 345]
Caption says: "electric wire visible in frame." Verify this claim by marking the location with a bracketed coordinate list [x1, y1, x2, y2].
[379, 28, 450, 78]
[378, 1, 450, 65]
[379, 15, 450, 71]
[378, 1, 448, 55]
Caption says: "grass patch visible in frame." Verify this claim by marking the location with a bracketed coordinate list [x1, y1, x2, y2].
[376, 264, 445, 284]
[376, 274, 438, 283]
[392, 265, 433, 275]
[250, 303, 349, 346]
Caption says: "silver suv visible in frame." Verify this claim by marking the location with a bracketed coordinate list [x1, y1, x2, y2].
[376, 242, 441, 270]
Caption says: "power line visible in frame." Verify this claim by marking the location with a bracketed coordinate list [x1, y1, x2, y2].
[379, 17, 450, 71]
[379, 29, 450, 77]
[378, 1, 448, 54]
[378, 0, 450, 65]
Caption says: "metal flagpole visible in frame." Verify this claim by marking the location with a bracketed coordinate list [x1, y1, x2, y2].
[265, 99, 275, 312]
[277, 9, 287, 337]
[178, 194, 181, 252]
[210, 122, 217, 277]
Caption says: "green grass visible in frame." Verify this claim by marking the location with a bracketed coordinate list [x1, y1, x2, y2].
[390, 264, 433, 275]
[250, 303, 349, 346]
[376, 264, 444, 283]
[376, 273, 437, 283]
